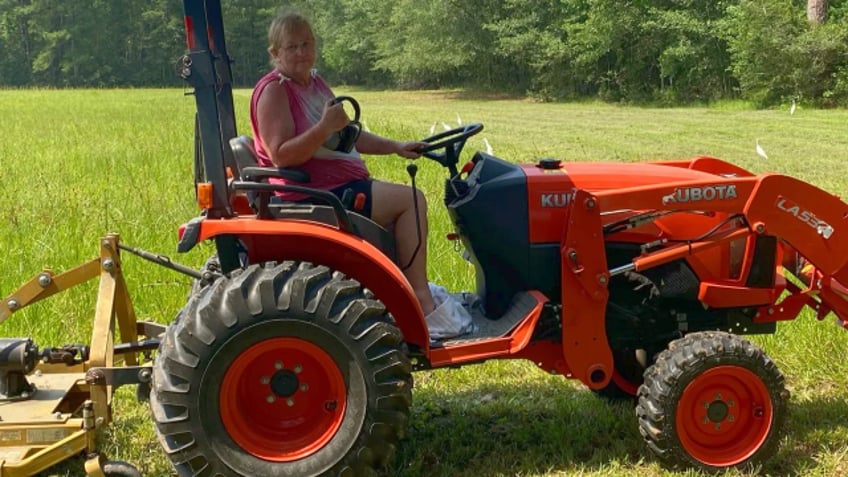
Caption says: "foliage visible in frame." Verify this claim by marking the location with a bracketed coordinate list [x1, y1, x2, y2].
[562, 0, 737, 103]
[722, 0, 848, 107]
[0, 0, 846, 107]
[483, 0, 575, 100]
[0, 0, 184, 87]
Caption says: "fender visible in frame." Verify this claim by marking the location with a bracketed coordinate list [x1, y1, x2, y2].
[179, 217, 430, 351]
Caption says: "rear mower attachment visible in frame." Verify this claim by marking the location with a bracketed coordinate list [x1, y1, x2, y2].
[0, 234, 165, 477]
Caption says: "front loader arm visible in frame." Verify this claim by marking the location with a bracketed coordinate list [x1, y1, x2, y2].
[744, 174, 847, 280]
[596, 173, 848, 279]
[561, 172, 848, 390]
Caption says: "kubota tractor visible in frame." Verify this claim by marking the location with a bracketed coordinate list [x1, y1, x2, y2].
[155, 2, 848, 475]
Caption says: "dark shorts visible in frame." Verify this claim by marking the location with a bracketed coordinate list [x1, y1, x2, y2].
[299, 179, 373, 218]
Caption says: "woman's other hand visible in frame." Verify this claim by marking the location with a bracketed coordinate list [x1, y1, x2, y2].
[395, 141, 428, 159]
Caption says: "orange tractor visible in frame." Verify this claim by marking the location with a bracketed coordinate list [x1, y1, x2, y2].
[3, 2, 848, 476]
[148, 2, 848, 475]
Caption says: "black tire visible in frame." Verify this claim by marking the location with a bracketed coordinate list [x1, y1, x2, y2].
[636, 331, 789, 471]
[103, 460, 142, 477]
[151, 261, 413, 476]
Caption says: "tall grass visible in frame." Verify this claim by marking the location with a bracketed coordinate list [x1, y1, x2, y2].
[1, 89, 847, 476]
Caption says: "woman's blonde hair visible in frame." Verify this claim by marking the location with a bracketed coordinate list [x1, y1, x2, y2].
[267, 12, 314, 53]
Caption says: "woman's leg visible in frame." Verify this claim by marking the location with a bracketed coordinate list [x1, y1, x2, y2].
[369, 180, 435, 314]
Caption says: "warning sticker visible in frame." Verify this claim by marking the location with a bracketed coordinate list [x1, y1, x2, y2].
[26, 428, 68, 444]
[0, 430, 21, 442]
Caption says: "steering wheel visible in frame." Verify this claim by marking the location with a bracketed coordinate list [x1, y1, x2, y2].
[418, 123, 483, 177]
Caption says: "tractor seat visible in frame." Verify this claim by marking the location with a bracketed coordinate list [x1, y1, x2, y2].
[229, 135, 309, 184]
[226, 135, 398, 262]
[228, 135, 310, 213]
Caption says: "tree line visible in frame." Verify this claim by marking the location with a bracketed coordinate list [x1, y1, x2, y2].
[1, 0, 845, 107]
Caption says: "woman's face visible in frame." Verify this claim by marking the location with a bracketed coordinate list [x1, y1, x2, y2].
[273, 26, 316, 84]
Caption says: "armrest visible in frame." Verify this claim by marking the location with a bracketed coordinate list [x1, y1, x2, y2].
[231, 182, 353, 233]
[241, 166, 310, 184]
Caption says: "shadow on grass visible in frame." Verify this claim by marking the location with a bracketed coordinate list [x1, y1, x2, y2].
[392, 378, 848, 477]
[393, 379, 645, 477]
[772, 392, 848, 476]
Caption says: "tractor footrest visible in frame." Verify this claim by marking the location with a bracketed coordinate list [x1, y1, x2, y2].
[436, 292, 537, 346]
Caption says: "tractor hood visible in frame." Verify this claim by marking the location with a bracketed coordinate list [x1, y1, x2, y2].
[522, 159, 742, 243]
[522, 160, 727, 194]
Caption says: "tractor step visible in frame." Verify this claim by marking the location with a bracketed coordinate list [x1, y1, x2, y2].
[426, 291, 547, 367]
[435, 292, 539, 346]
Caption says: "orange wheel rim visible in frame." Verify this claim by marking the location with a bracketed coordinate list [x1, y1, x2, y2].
[676, 365, 773, 466]
[219, 337, 347, 461]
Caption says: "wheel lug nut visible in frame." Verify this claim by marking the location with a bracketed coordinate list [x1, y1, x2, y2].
[286, 398, 295, 407]
[266, 395, 275, 404]
[260, 376, 270, 385]
[294, 364, 302, 374]
[300, 383, 309, 392]
[274, 361, 283, 370]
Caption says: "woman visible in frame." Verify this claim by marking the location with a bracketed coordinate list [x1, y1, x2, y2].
[250, 12, 443, 318]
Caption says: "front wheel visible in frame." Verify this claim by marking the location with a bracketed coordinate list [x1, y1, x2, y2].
[151, 261, 412, 476]
[636, 331, 789, 471]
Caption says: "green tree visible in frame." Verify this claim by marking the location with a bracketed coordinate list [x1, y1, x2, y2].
[563, 0, 736, 103]
[484, 0, 576, 99]
[223, 0, 279, 86]
[0, 0, 36, 85]
[722, 0, 848, 106]
[368, 0, 503, 88]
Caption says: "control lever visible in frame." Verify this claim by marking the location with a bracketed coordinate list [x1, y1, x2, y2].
[402, 163, 423, 271]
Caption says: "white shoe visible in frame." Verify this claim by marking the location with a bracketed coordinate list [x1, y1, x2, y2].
[425, 283, 475, 340]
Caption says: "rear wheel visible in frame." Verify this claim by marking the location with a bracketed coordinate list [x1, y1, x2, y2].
[151, 261, 412, 476]
[636, 331, 788, 471]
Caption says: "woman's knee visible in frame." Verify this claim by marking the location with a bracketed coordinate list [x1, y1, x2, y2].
[371, 181, 425, 225]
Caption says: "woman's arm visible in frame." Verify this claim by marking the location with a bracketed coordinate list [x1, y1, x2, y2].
[255, 82, 348, 167]
[356, 131, 424, 159]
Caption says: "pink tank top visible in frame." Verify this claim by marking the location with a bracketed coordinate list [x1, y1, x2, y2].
[250, 70, 369, 200]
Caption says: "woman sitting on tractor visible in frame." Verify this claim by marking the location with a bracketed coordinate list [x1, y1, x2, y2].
[251, 11, 454, 322]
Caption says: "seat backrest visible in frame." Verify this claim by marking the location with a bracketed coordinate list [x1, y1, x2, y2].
[229, 135, 259, 179]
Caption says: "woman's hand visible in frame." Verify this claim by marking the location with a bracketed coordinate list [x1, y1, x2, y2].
[319, 99, 349, 132]
[395, 141, 428, 159]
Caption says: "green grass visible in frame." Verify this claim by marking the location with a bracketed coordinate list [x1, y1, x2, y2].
[1, 89, 847, 477]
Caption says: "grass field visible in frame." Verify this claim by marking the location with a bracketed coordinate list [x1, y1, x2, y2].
[1, 89, 847, 477]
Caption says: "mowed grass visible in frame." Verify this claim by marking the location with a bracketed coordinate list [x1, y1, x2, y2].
[1, 88, 847, 477]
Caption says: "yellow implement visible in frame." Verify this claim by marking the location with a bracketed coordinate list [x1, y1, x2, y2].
[0, 234, 162, 477]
